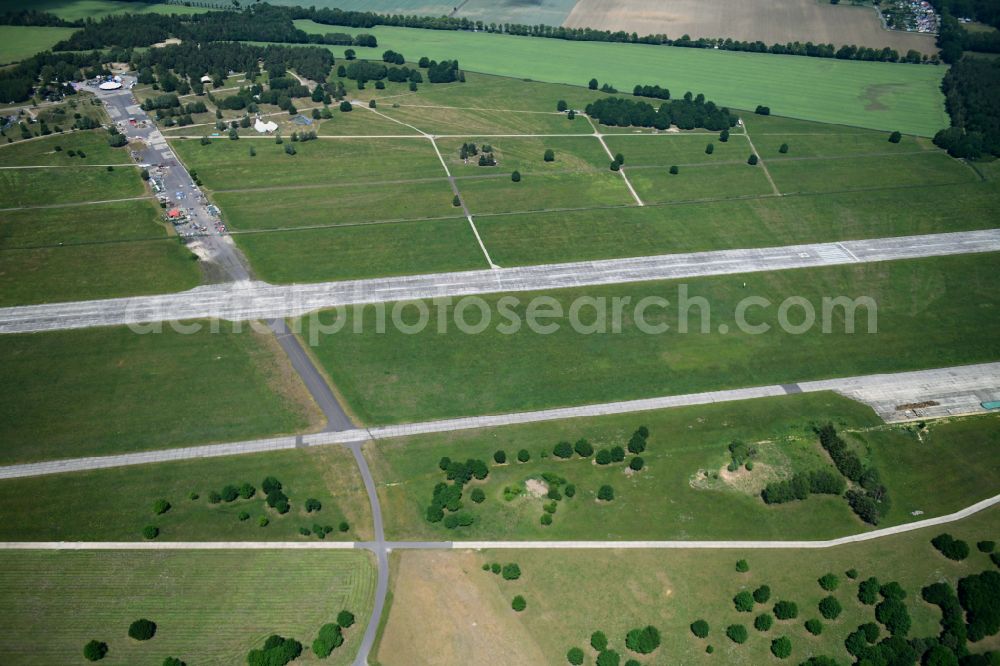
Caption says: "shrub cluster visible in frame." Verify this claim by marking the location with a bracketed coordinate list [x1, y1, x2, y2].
[958, 570, 1000, 641]
[247, 635, 302, 666]
[128, 619, 156, 641]
[625, 625, 661, 654]
[424, 457, 489, 529]
[761, 469, 845, 504]
[932, 533, 971, 561]
[922, 582, 967, 654]
[817, 424, 890, 524]
[585, 93, 736, 131]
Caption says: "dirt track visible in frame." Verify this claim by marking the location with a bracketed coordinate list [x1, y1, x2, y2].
[564, 0, 938, 53]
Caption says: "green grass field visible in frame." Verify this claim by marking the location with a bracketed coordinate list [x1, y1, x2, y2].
[0, 25, 78, 65]
[459, 171, 635, 214]
[378, 507, 1000, 664]
[295, 22, 950, 136]
[0, 447, 373, 541]
[234, 216, 488, 283]
[0, 165, 144, 207]
[368, 391, 1000, 540]
[603, 133, 752, 166]
[302, 252, 1000, 424]
[0, 324, 320, 464]
[0, 550, 375, 665]
[437, 135, 611, 174]
[629, 162, 776, 204]
[0, 199, 201, 306]
[379, 104, 591, 135]
[0, 130, 130, 166]
[474, 181, 1000, 267]
[0, 0, 207, 19]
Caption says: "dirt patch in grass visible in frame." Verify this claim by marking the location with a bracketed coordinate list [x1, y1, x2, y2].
[377, 550, 545, 665]
[525, 478, 549, 498]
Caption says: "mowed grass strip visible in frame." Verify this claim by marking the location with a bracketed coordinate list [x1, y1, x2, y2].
[458, 171, 635, 214]
[603, 132, 750, 166]
[0, 324, 321, 464]
[215, 179, 459, 231]
[369, 392, 1000, 541]
[0, 446, 373, 541]
[0, 165, 145, 208]
[297, 23, 949, 135]
[629, 161, 775, 204]
[474, 181, 1000, 267]
[0, 550, 375, 666]
[302, 252, 1000, 424]
[0, 200, 201, 306]
[378, 508, 999, 665]
[171, 136, 443, 190]
[234, 216, 488, 283]
[380, 104, 592, 135]
[767, 151, 975, 194]
[0, 129, 130, 166]
[750, 130, 934, 158]
[437, 135, 610, 174]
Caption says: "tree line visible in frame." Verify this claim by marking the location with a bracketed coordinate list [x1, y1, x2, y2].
[585, 93, 737, 131]
[934, 57, 1000, 159]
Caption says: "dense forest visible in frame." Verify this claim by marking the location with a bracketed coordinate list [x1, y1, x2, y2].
[933, 57, 1000, 157]
[585, 93, 737, 131]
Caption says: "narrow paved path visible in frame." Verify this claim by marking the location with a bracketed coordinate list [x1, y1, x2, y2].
[2, 362, 997, 480]
[1, 228, 997, 334]
[742, 121, 781, 196]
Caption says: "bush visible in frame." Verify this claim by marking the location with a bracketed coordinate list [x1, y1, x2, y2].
[299, 526, 311, 535]
[83, 640, 108, 661]
[880, 581, 906, 601]
[239, 482, 256, 499]
[557, 100, 568, 112]
[748, 153, 759, 165]
[875, 597, 912, 636]
[669, 165, 679, 175]
[805, 618, 823, 635]
[188, 492, 199, 501]
[221, 484, 239, 502]
[720, 129, 730, 142]
[625, 625, 661, 654]
[511, 170, 521, 182]
[771, 636, 792, 658]
[163, 658, 185, 666]
[305, 498, 322, 513]
[248, 635, 302, 666]
[819, 596, 842, 620]
[734, 591, 755, 612]
[706, 143, 714, 154]
[597, 485, 615, 501]
[339, 101, 352, 112]
[819, 573, 839, 591]
[774, 601, 798, 620]
[128, 618, 157, 641]
[502, 563, 521, 580]
[553, 441, 573, 458]
[932, 533, 970, 561]
[628, 428, 648, 454]
[262, 476, 282, 494]
[493, 450, 507, 464]
[691, 619, 710, 638]
[238, 511, 250, 521]
[889, 131, 902, 143]
[512, 595, 526, 611]
[153, 499, 171, 515]
[544, 149, 555, 162]
[958, 570, 1000, 641]
[610, 446, 625, 462]
[574, 439, 593, 457]
[208, 490, 221, 504]
[517, 449, 530, 463]
[564, 484, 576, 498]
[779, 143, 789, 153]
[755, 613, 773, 631]
[978, 541, 996, 553]
[567, 647, 585, 665]
[591, 630, 608, 651]
[610, 160, 620, 171]
[754, 585, 771, 603]
[736, 559, 749, 573]
[755, 105, 771, 115]
[859, 577, 881, 605]
[335, 609, 354, 628]
[540, 513, 552, 525]
[471, 488, 486, 503]
[846, 568, 859, 579]
[142, 525, 159, 539]
[629, 457, 645, 471]
[311, 623, 343, 658]
[596, 650, 620, 666]
[726, 624, 749, 644]
[596, 449, 612, 465]
[259, 516, 269, 527]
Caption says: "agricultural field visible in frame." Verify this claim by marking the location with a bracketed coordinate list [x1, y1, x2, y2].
[301, 252, 1000, 424]
[0, 550, 375, 665]
[367, 392, 1000, 540]
[376, 507, 1000, 665]
[0, 25, 77, 65]
[0, 0, 207, 19]
[294, 21, 949, 135]
[0, 323, 321, 464]
[563, 0, 939, 53]
[0, 447, 372, 541]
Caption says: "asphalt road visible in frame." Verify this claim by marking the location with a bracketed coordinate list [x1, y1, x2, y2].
[1, 228, 997, 334]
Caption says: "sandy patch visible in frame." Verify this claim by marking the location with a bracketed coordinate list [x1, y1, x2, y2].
[525, 478, 549, 498]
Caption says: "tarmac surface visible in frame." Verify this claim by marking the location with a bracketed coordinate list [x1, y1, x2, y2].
[0, 228, 997, 334]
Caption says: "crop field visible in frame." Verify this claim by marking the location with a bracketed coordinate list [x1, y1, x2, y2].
[0, 324, 320, 464]
[564, 0, 939, 54]
[0, 199, 200, 307]
[367, 392, 1000, 540]
[377, 507, 999, 665]
[0, 550, 375, 665]
[294, 22, 950, 135]
[0, 26, 77, 65]
[0, 0, 207, 19]
[0, 447, 372, 541]
[301, 252, 1000, 424]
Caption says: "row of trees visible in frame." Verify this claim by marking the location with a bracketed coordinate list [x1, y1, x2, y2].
[760, 469, 846, 504]
[289, 4, 930, 64]
[817, 423, 891, 525]
[585, 93, 737, 131]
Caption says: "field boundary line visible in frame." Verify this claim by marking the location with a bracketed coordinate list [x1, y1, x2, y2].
[742, 120, 782, 196]
[0, 195, 155, 213]
[587, 115, 644, 206]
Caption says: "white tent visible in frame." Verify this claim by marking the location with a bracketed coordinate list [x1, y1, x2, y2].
[254, 118, 278, 133]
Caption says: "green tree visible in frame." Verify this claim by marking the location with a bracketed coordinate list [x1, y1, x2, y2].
[511, 170, 521, 182]
[596, 650, 620, 666]
[858, 577, 880, 605]
[736, 559, 750, 572]
[771, 636, 792, 659]
[337, 610, 355, 628]
[142, 525, 159, 539]
[819, 573, 839, 591]
[754, 585, 771, 603]
[557, 100, 568, 112]
[339, 101, 352, 112]
[494, 450, 506, 464]
[471, 488, 486, 503]
[568, 109, 576, 120]
[614, 152, 624, 165]
[610, 446, 625, 462]
[773, 600, 798, 620]
[610, 160, 620, 171]
[726, 624, 748, 644]
[596, 449, 612, 465]
[755, 613, 773, 631]
[512, 595, 527, 611]
[734, 591, 754, 612]
[452, 195, 461, 207]
[553, 441, 574, 458]
[311, 623, 343, 658]
[805, 619, 823, 635]
[889, 131, 902, 143]
[591, 630, 608, 651]
[691, 619, 710, 638]
[819, 596, 842, 619]
[589, 78, 599, 90]
[305, 498, 322, 512]
[153, 499, 171, 515]
[128, 618, 157, 641]
[540, 513, 553, 525]
[567, 647, 585, 665]
[502, 563, 521, 580]
[597, 485, 615, 501]
[705, 143, 714, 154]
[574, 439, 593, 457]
[669, 165, 679, 175]
[625, 625, 661, 654]
[544, 149, 555, 162]
[720, 129, 730, 142]
[83, 640, 108, 661]
[162, 658, 185, 666]
[748, 154, 759, 165]
[629, 456, 645, 471]
[517, 449, 530, 463]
